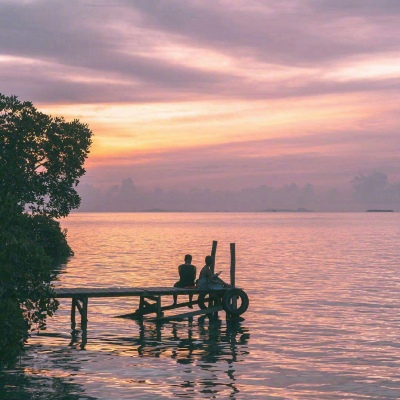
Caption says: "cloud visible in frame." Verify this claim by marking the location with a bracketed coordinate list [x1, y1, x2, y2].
[309, 0, 400, 16]
[77, 171, 400, 212]
[1, 0, 399, 201]
[1, 0, 400, 104]
[352, 171, 400, 206]
[128, 0, 400, 65]
[80, 127, 400, 192]
[0, 2, 224, 98]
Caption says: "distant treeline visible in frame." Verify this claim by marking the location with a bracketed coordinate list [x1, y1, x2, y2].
[366, 209, 394, 212]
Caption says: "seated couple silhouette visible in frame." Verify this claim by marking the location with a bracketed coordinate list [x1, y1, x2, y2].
[173, 254, 230, 307]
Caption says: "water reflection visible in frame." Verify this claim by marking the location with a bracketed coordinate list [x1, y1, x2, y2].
[0, 367, 97, 400]
[132, 317, 250, 396]
[65, 314, 250, 398]
[11, 212, 400, 399]
[70, 315, 250, 362]
[137, 317, 249, 361]
[69, 327, 87, 350]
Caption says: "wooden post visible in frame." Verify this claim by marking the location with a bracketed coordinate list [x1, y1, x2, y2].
[230, 243, 236, 288]
[211, 240, 218, 274]
[156, 296, 163, 318]
[139, 296, 144, 311]
[230, 243, 237, 314]
[71, 298, 76, 331]
[81, 296, 88, 331]
[80, 297, 88, 349]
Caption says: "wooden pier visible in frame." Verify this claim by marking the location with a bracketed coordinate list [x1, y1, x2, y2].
[53, 242, 249, 347]
[55, 286, 249, 329]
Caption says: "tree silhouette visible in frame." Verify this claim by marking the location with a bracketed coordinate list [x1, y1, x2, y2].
[0, 93, 92, 217]
[0, 93, 92, 367]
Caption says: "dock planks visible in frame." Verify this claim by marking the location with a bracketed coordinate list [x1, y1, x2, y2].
[54, 286, 227, 299]
[55, 286, 230, 335]
[150, 305, 223, 322]
[48, 241, 247, 347]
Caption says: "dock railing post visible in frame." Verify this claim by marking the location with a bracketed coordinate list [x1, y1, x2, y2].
[211, 240, 218, 274]
[230, 243, 236, 289]
[211, 240, 219, 319]
[230, 242, 237, 312]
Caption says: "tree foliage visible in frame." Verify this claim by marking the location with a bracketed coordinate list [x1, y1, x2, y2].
[0, 198, 59, 365]
[0, 93, 92, 218]
[0, 93, 92, 368]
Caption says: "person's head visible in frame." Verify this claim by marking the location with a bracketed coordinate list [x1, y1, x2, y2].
[184, 254, 192, 263]
[205, 255, 213, 266]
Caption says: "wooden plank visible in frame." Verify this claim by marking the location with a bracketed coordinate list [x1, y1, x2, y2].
[115, 299, 203, 319]
[54, 288, 145, 298]
[54, 287, 230, 299]
[160, 299, 201, 312]
[137, 287, 182, 293]
[150, 305, 223, 322]
[136, 287, 208, 296]
[115, 312, 143, 320]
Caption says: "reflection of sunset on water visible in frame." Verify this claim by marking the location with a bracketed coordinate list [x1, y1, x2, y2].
[5, 212, 396, 398]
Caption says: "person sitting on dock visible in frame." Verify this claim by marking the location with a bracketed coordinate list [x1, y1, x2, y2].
[173, 254, 197, 307]
[197, 255, 230, 289]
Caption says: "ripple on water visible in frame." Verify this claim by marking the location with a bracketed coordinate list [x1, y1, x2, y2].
[2, 212, 400, 399]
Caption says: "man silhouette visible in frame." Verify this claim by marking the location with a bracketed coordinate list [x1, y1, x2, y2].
[173, 254, 196, 307]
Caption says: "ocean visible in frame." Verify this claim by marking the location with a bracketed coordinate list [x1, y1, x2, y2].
[2, 212, 400, 399]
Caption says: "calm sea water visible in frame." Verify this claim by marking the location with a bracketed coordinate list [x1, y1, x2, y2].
[2, 212, 400, 399]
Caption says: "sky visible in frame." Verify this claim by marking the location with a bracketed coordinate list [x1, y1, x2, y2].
[1, 0, 400, 211]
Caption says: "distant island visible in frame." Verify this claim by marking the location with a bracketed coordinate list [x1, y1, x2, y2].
[141, 208, 316, 212]
[366, 209, 394, 212]
[258, 208, 313, 212]
[142, 208, 174, 212]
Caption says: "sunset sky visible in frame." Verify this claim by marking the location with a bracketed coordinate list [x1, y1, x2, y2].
[1, 0, 400, 210]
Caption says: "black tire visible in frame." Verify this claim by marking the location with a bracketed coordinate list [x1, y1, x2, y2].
[198, 292, 222, 309]
[198, 293, 211, 309]
[222, 289, 249, 316]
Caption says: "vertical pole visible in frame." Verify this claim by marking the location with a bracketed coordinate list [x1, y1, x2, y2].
[211, 240, 218, 274]
[136, 296, 145, 318]
[71, 298, 76, 331]
[230, 243, 237, 314]
[230, 243, 236, 288]
[156, 296, 163, 318]
[81, 297, 88, 331]
[81, 297, 88, 349]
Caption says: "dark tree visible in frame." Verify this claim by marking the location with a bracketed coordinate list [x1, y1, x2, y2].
[0, 93, 92, 367]
[0, 93, 92, 218]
